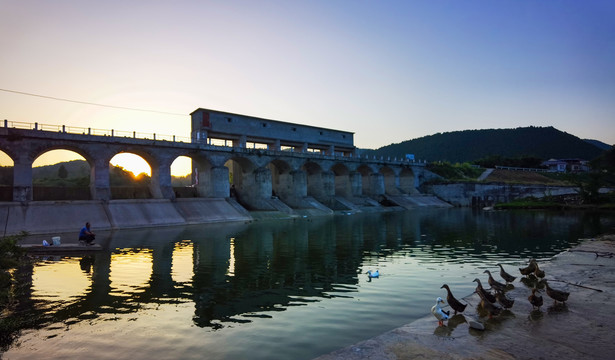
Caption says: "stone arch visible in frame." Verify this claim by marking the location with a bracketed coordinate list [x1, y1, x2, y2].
[109, 150, 157, 199]
[379, 166, 397, 195]
[268, 158, 294, 199]
[225, 155, 258, 206]
[168, 153, 203, 198]
[31, 148, 93, 201]
[399, 167, 415, 194]
[331, 163, 351, 197]
[0, 150, 14, 201]
[357, 164, 374, 195]
[303, 161, 328, 202]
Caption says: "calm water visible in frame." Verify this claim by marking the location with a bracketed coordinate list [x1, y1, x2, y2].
[3, 208, 615, 360]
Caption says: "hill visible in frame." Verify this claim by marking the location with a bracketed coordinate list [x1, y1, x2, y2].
[584, 139, 612, 151]
[362, 126, 606, 163]
[32, 160, 90, 179]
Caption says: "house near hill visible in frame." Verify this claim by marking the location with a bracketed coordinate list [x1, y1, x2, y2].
[542, 158, 590, 173]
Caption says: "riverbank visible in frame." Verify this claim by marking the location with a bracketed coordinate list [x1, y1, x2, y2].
[315, 235, 615, 360]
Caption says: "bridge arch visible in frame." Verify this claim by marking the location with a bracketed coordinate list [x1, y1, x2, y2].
[0, 150, 14, 201]
[109, 151, 158, 199]
[399, 167, 416, 194]
[303, 161, 329, 203]
[32, 149, 91, 201]
[379, 166, 397, 195]
[357, 164, 374, 196]
[225, 155, 259, 207]
[331, 163, 351, 197]
[268, 158, 291, 196]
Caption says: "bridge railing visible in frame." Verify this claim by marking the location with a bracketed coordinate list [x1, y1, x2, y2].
[3, 120, 191, 143]
[3, 119, 426, 165]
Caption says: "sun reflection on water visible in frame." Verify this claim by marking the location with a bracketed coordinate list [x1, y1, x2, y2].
[172, 240, 194, 284]
[109, 249, 153, 295]
[32, 258, 90, 303]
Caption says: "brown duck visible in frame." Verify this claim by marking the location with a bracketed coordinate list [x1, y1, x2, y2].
[484, 270, 507, 292]
[440, 284, 467, 314]
[497, 263, 516, 283]
[528, 288, 543, 309]
[519, 259, 537, 276]
[495, 289, 514, 309]
[473, 278, 496, 303]
[534, 262, 545, 278]
[479, 298, 502, 318]
[544, 280, 570, 304]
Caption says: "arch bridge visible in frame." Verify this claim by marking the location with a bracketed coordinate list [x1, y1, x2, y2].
[0, 110, 436, 213]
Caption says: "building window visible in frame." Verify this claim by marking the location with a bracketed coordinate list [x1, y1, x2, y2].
[292, 127, 297, 131]
[319, 131, 323, 135]
[227, 117, 232, 122]
[262, 123, 267, 127]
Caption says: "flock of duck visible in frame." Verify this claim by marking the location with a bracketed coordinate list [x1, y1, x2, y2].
[431, 259, 570, 328]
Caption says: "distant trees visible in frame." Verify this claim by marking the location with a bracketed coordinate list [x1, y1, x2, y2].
[365, 126, 606, 163]
[473, 155, 545, 169]
[57, 164, 68, 179]
[0, 167, 12, 186]
[426, 162, 484, 180]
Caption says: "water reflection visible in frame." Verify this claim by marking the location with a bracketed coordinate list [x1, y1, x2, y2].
[5, 208, 615, 359]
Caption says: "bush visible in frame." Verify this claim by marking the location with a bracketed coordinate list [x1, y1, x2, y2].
[427, 162, 484, 180]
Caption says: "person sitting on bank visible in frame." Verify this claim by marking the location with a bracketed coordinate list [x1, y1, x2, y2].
[79, 222, 96, 244]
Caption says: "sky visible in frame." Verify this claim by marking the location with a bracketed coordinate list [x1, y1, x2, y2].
[1, 0, 614, 176]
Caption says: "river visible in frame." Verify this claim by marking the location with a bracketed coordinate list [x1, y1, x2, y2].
[2, 208, 614, 359]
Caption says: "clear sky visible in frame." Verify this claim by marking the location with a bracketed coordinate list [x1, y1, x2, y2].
[1, 0, 614, 175]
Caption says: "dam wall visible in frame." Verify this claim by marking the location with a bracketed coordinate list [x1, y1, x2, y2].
[1, 198, 253, 236]
[425, 182, 580, 207]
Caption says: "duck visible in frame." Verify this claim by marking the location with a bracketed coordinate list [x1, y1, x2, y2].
[528, 288, 543, 309]
[440, 284, 467, 314]
[520, 273, 539, 289]
[483, 270, 507, 292]
[519, 259, 537, 276]
[366, 269, 380, 278]
[473, 278, 496, 304]
[544, 280, 570, 305]
[497, 263, 517, 283]
[479, 298, 502, 318]
[534, 263, 545, 278]
[431, 297, 450, 326]
[495, 289, 514, 309]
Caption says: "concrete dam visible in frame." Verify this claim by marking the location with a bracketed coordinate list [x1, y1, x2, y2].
[0, 108, 449, 235]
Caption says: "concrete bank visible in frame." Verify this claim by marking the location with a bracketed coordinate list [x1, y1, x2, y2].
[315, 235, 615, 360]
[0, 198, 253, 236]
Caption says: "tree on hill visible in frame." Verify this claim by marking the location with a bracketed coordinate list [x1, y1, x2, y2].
[473, 155, 544, 169]
[363, 126, 606, 163]
[57, 164, 68, 179]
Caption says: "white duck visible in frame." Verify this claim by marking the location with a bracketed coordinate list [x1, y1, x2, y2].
[366, 269, 380, 278]
[431, 297, 450, 326]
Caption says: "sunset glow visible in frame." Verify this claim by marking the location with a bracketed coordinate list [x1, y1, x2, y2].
[1, 0, 613, 174]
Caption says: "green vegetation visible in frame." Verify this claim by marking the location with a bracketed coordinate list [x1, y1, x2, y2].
[494, 197, 568, 210]
[426, 162, 484, 181]
[494, 146, 615, 209]
[0, 232, 29, 349]
[363, 126, 606, 163]
[473, 155, 544, 169]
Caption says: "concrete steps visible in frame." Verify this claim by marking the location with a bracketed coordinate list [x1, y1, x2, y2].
[386, 194, 452, 209]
